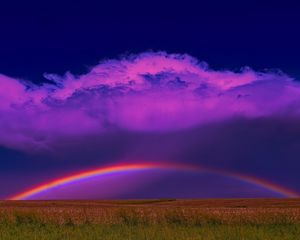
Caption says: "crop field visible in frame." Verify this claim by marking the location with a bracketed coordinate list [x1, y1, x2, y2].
[1, 198, 300, 240]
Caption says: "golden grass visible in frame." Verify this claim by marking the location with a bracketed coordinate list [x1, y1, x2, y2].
[1, 199, 300, 239]
[1, 198, 300, 225]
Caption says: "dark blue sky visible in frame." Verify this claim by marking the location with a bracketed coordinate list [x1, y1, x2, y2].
[1, 0, 300, 199]
[1, 0, 299, 82]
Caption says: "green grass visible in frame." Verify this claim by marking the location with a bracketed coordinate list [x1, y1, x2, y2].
[1, 199, 300, 239]
[0, 222, 299, 240]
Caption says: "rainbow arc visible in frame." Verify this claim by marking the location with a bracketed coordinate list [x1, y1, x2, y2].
[9, 163, 299, 200]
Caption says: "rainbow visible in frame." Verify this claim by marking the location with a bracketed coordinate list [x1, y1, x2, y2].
[9, 163, 299, 200]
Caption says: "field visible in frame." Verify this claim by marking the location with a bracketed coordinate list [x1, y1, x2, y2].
[1, 198, 300, 239]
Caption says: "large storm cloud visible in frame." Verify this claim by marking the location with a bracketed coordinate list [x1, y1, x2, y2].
[0, 52, 298, 152]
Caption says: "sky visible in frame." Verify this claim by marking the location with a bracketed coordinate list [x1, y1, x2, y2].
[1, 0, 300, 199]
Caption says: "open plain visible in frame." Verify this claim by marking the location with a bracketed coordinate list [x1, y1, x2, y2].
[0, 198, 300, 239]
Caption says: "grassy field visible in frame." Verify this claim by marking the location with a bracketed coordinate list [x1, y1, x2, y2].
[1, 198, 300, 239]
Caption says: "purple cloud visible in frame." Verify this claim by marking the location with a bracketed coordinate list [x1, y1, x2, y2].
[0, 52, 298, 152]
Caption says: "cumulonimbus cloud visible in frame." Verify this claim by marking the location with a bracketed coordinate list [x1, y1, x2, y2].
[0, 52, 299, 151]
